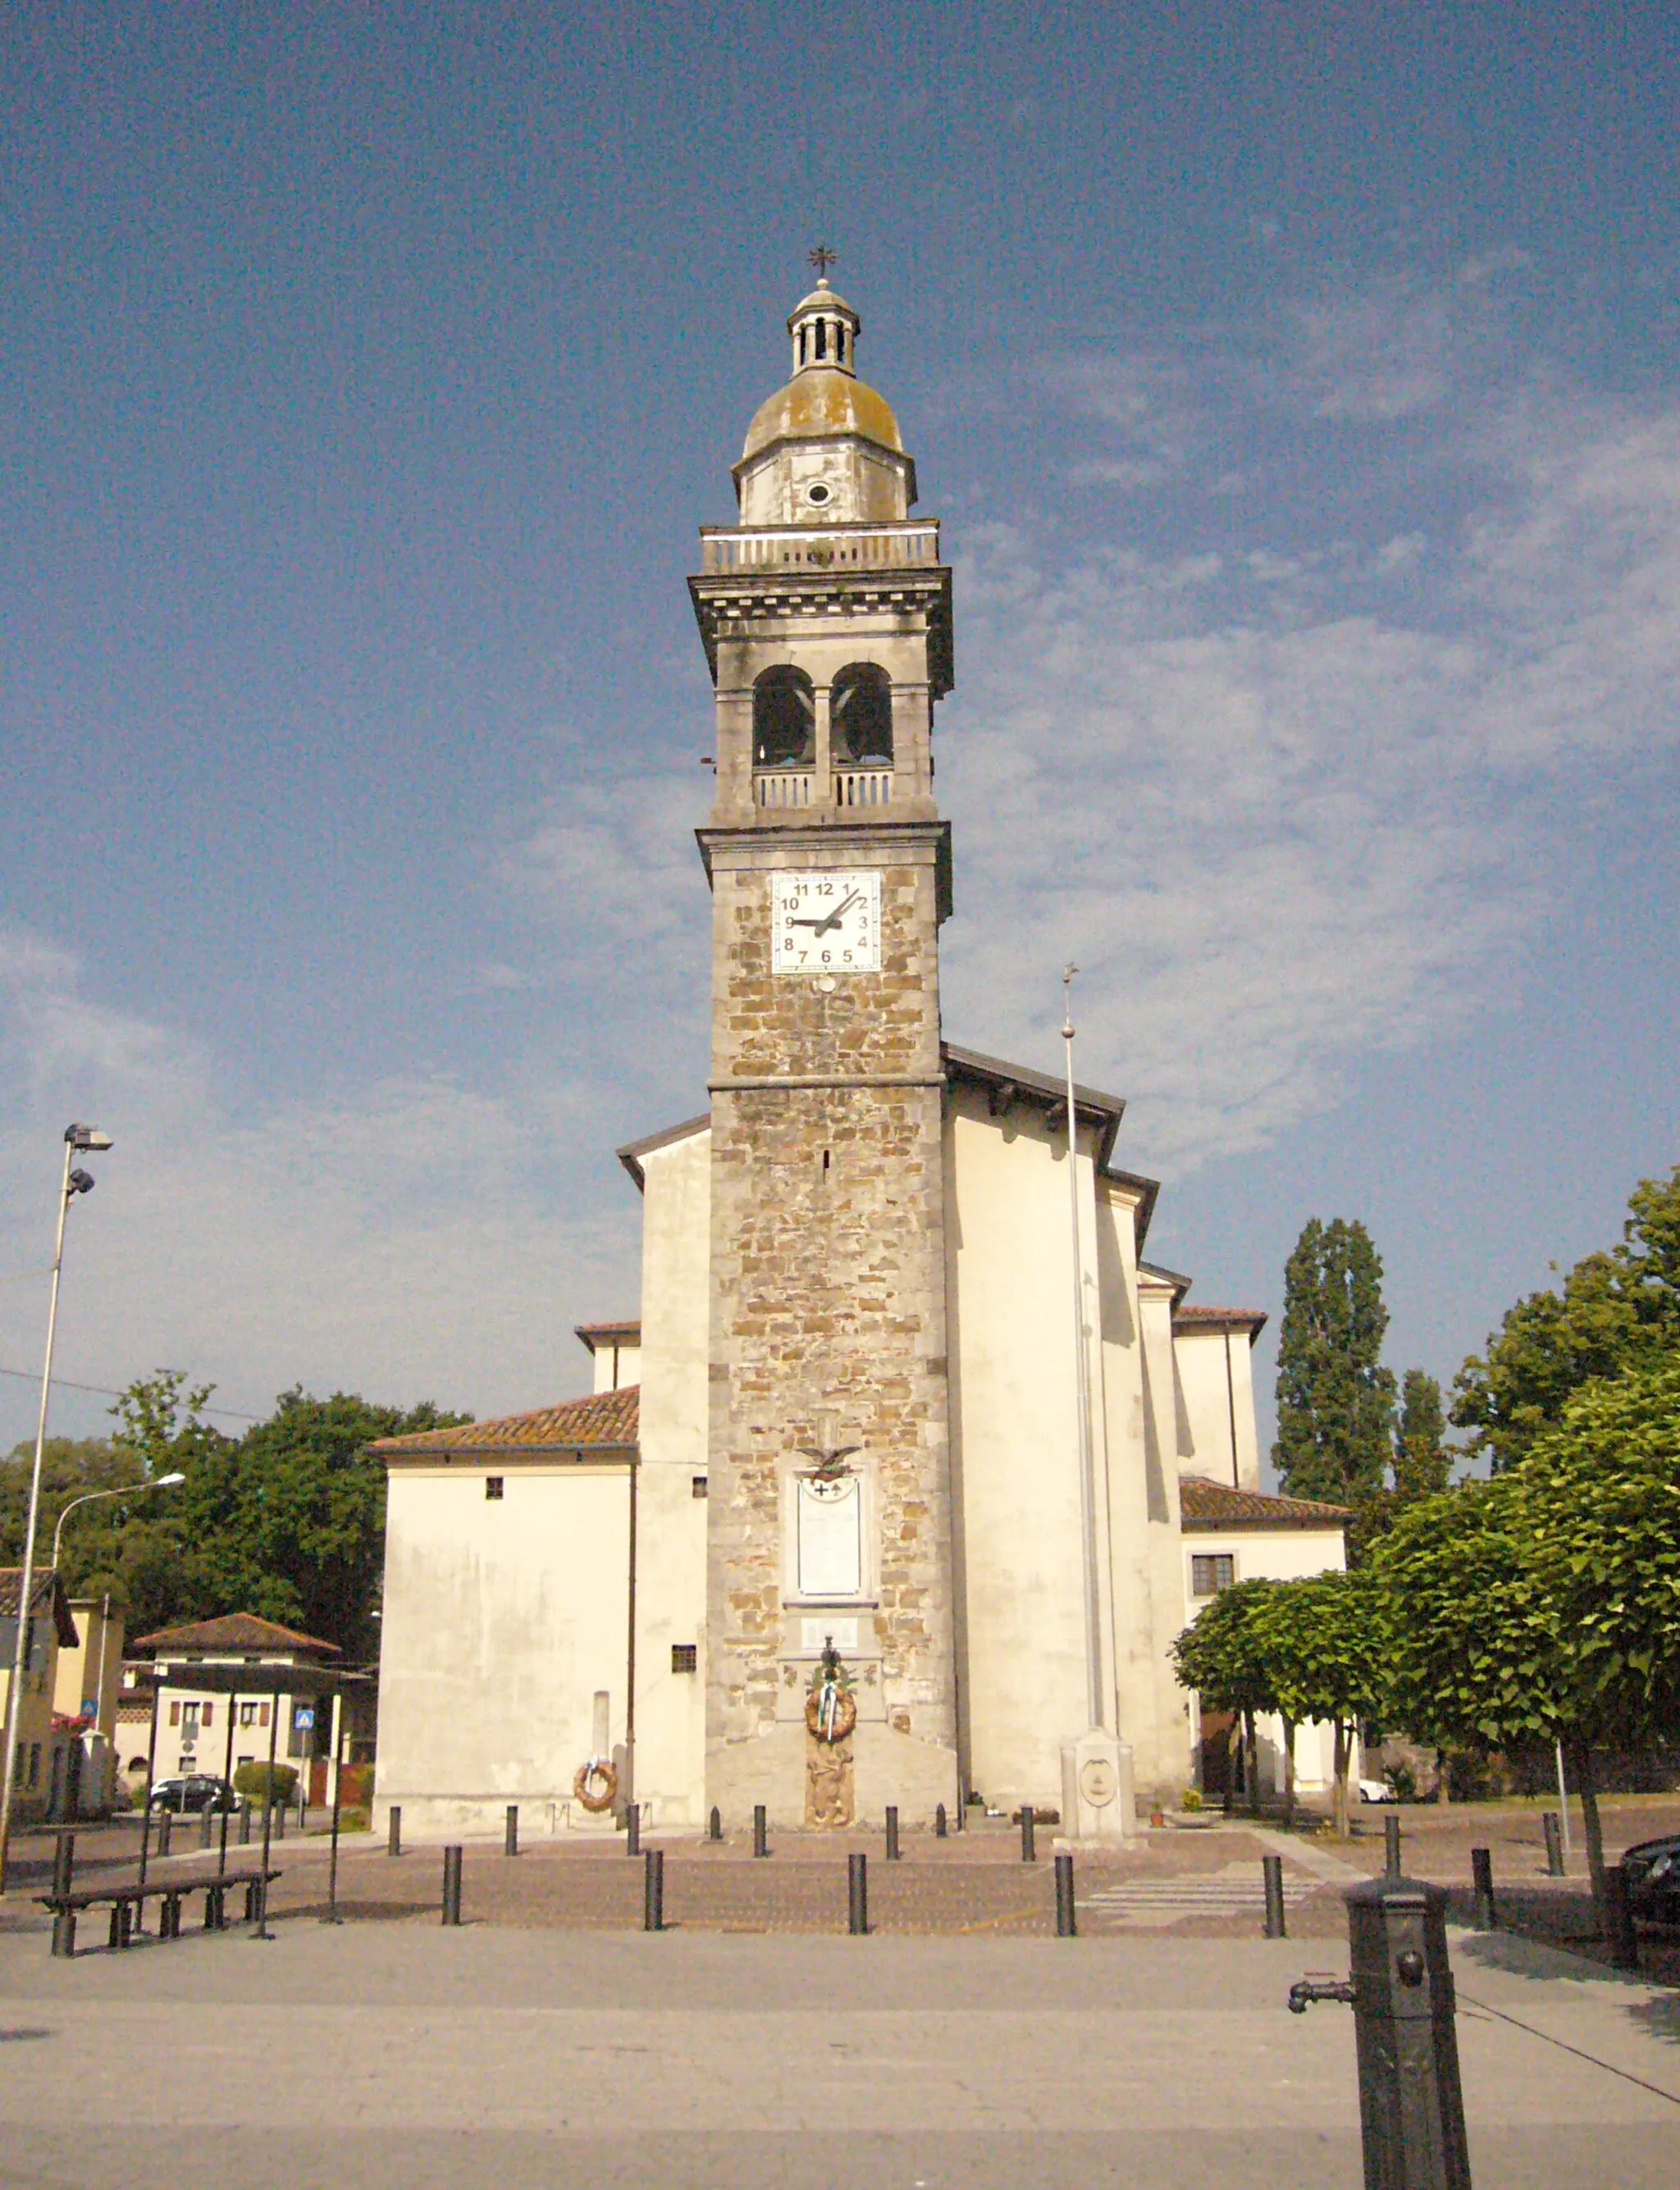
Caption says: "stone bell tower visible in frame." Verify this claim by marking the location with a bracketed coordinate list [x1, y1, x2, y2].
[689, 273, 958, 1828]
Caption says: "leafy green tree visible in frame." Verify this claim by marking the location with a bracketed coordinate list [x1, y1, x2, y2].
[1393, 1370, 1454, 1501]
[1171, 1577, 1280, 1814]
[1453, 1166, 1680, 1470]
[1273, 1217, 1396, 1512]
[1249, 1569, 1386, 1836]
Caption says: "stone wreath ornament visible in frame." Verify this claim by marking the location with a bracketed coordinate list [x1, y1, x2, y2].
[806, 1636, 858, 1745]
[573, 1755, 618, 1813]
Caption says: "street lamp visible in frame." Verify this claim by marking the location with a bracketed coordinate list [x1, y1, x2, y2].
[0, 1123, 113, 1893]
[50, 1471, 186, 1574]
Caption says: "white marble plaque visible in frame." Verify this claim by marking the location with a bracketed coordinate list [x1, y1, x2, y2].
[796, 1476, 862, 1598]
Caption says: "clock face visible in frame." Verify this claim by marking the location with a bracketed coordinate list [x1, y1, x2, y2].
[771, 870, 882, 974]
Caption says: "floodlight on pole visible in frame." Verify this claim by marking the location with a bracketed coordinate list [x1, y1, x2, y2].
[0, 1123, 113, 1894]
[51, 1471, 185, 1574]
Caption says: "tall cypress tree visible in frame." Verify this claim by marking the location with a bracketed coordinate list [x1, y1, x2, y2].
[1394, 1368, 1453, 1500]
[1272, 1217, 1396, 1505]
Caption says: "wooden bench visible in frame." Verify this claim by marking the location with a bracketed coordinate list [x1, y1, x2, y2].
[37, 1866, 282, 1958]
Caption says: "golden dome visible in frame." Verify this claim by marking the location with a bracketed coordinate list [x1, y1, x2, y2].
[740, 367, 904, 463]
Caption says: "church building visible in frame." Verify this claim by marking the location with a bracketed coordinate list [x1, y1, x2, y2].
[371, 276, 1346, 1838]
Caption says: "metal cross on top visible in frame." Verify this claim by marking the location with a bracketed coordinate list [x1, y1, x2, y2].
[808, 244, 838, 280]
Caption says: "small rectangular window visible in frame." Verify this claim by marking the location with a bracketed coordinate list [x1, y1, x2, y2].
[486, 1476, 504, 1500]
[169, 1700, 181, 1727]
[692, 1476, 708, 1499]
[259, 1701, 271, 1728]
[1191, 1553, 1235, 1598]
[671, 1644, 697, 1673]
[203, 1702, 213, 1727]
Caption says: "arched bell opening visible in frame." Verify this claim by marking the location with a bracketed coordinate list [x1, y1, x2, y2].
[830, 664, 893, 767]
[752, 667, 816, 769]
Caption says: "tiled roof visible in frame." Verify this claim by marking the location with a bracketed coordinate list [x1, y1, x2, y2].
[132, 1613, 341, 1657]
[575, 1321, 641, 1349]
[1173, 1304, 1268, 1338]
[0, 1568, 79, 1647]
[1179, 1476, 1349, 1531]
[372, 1385, 641, 1455]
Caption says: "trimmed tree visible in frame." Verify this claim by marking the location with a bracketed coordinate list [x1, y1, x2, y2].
[1273, 1217, 1396, 1515]
[1170, 1577, 1279, 1814]
[1249, 1569, 1386, 1836]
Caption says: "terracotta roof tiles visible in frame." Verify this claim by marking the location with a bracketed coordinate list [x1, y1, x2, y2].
[133, 1613, 340, 1657]
[372, 1385, 640, 1455]
[1178, 1476, 1349, 1531]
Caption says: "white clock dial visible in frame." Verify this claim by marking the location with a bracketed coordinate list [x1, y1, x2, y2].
[771, 870, 882, 974]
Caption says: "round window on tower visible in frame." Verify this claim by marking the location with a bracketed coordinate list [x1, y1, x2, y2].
[805, 481, 832, 507]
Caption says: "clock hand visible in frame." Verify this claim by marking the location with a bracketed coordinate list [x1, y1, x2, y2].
[812, 890, 862, 935]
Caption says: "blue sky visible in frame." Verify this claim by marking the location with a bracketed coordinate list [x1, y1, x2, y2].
[2, 3, 1675, 1465]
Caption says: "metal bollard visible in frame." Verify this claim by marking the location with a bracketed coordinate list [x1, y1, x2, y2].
[1262, 1852, 1287, 1938]
[753, 1804, 769, 1859]
[884, 1805, 900, 1861]
[935, 1801, 947, 1839]
[1605, 1863, 1639, 1970]
[709, 1805, 722, 1842]
[51, 1831, 75, 1900]
[275, 1798, 286, 1843]
[157, 1810, 172, 1859]
[441, 1844, 463, 1926]
[199, 1803, 213, 1850]
[1542, 1811, 1564, 1877]
[239, 1802, 252, 1846]
[626, 1803, 641, 1857]
[388, 1804, 402, 1857]
[52, 1905, 77, 1959]
[1054, 1850, 1077, 1938]
[1385, 1813, 1403, 1877]
[643, 1847, 664, 1932]
[848, 1851, 869, 1935]
[505, 1804, 519, 1858]
[1289, 1875, 1472, 2189]
[1019, 1805, 1036, 1863]
[1471, 1846, 1496, 1931]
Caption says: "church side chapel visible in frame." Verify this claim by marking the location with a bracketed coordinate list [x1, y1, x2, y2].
[372, 267, 1348, 1839]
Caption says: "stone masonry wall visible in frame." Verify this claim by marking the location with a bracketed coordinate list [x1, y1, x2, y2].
[705, 828, 956, 1822]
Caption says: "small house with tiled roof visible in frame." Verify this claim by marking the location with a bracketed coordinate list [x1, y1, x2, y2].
[124, 1613, 342, 1794]
[370, 278, 1349, 1841]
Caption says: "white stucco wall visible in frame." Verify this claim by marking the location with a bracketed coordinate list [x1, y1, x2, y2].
[374, 1460, 631, 1838]
[629, 1125, 711, 1827]
[1175, 1328, 1261, 1490]
[945, 1086, 1106, 1815]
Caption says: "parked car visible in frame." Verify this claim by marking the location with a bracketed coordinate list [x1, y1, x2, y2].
[1358, 1777, 1396, 1804]
[148, 1774, 240, 1816]
[1620, 1835, 1680, 1919]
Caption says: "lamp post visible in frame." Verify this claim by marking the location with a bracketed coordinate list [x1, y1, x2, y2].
[1061, 967, 1104, 1731]
[51, 1472, 185, 1573]
[0, 1123, 112, 1894]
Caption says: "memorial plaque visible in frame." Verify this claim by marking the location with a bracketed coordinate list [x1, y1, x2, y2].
[797, 1476, 862, 1598]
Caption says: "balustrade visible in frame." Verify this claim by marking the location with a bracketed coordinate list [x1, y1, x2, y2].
[751, 769, 895, 810]
[701, 523, 938, 575]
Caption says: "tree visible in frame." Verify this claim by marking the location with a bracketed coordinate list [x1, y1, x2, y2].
[1514, 1355, 1680, 1910]
[1393, 1370, 1454, 1501]
[1249, 1569, 1386, 1836]
[1273, 1217, 1396, 1512]
[1170, 1577, 1279, 1814]
[1453, 1166, 1680, 1471]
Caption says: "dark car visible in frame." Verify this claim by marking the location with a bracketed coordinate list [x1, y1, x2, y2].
[1619, 1835, 1680, 1919]
[148, 1774, 240, 1816]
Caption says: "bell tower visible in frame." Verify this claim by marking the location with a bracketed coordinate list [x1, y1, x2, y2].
[689, 271, 958, 1827]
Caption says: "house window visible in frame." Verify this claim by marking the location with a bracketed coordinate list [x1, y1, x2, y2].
[27, 1744, 40, 1788]
[692, 1476, 708, 1499]
[671, 1644, 697, 1673]
[1191, 1554, 1236, 1598]
[240, 1702, 258, 1727]
[168, 1700, 181, 1727]
[486, 1476, 504, 1500]
[259, 1701, 271, 1728]
[203, 1702, 213, 1727]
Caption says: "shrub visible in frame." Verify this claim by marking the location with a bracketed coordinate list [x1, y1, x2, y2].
[234, 1760, 299, 1806]
[1180, 1786, 1203, 1813]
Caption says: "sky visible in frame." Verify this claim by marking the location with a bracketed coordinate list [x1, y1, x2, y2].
[2, 2, 1675, 1471]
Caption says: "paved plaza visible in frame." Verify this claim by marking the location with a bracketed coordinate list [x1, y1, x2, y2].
[1, 1804, 1678, 2186]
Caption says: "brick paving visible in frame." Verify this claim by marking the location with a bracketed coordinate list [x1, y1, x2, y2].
[8, 1794, 1679, 1972]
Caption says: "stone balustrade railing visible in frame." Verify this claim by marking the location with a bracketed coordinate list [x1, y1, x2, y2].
[753, 770, 896, 810]
[701, 523, 939, 575]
